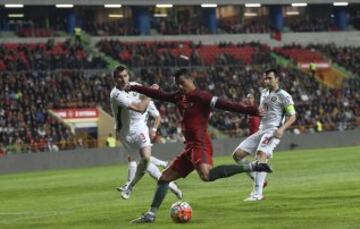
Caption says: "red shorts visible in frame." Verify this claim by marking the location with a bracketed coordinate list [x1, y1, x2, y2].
[170, 142, 213, 178]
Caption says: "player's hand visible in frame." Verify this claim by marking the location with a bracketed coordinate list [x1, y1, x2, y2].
[150, 84, 160, 90]
[257, 107, 266, 117]
[274, 128, 284, 139]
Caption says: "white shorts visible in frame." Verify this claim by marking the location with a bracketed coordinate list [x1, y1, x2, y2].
[118, 128, 152, 158]
[235, 127, 280, 158]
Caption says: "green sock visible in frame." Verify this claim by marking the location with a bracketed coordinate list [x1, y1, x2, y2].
[208, 164, 250, 181]
[150, 181, 169, 213]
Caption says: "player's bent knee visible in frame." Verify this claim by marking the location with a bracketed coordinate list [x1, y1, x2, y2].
[232, 152, 239, 162]
[232, 150, 243, 162]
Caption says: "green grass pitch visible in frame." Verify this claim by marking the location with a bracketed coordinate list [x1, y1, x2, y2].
[1, 146, 360, 229]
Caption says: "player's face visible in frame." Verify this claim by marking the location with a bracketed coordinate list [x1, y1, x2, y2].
[175, 75, 194, 93]
[114, 69, 129, 89]
[264, 72, 279, 90]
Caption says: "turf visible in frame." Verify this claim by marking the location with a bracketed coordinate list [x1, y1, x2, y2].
[1, 146, 360, 229]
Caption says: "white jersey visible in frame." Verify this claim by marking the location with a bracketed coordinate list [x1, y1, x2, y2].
[110, 85, 159, 134]
[259, 88, 295, 130]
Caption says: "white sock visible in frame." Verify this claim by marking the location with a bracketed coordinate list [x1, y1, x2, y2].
[169, 181, 181, 195]
[146, 162, 162, 180]
[127, 161, 137, 183]
[150, 156, 168, 168]
[147, 163, 180, 197]
[128, 158, 149, 188]
[254, 172, 267, 197]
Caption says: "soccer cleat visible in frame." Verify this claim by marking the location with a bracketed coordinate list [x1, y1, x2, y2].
[116, 183, 129, 192]
[244, 194, 265, 202]
[121, 186, 133, 200]
[252, 162, 273, 173]
[131, 212, 156, 224]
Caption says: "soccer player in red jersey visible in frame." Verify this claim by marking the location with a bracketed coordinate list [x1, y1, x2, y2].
[129, 68, 272, 223]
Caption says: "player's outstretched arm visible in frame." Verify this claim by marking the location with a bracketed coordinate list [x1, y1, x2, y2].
[188, 91, 261, 116]
[128, 96, 151, 113]
[129, 84, 176, 103]
[111, 89, 150, 114]
[214, 97, 260, 115]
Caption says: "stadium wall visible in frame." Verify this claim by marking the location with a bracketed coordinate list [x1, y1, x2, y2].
[2, 32, 360, 47]
[91, 31, 360, 47]
[0, 129, 359, 174]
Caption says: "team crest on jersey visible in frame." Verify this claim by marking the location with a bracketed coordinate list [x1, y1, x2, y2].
[271, 96, 277, 102]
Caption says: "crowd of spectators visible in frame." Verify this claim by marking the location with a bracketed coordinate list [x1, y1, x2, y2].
[97, 40, 274, 67]
[350, 10, 360, 30]
[97, 40, 197, 67]
[0, 40, 107, 155]
[1, 40, 359, 155]
[219, 18, 272, 34]
[5, 20, 59, 37]
[287, 17, 339, 32]
[128, 64, 359, 138]
[0, 39, 106, 71]
[96, 40, 359, 139]
[82, 20, 139, 36]
[80, 16, 351, 35]
[306, 43, 360, 78]
[0, 70, 114, 155]
[152, 18, 210, 35]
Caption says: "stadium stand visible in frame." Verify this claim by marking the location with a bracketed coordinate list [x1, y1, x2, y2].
[97, 40, 359, 138]
[1, 38, 359, 154]
[306, 43, 360, 78]
[287, 17, 339, 32]
[0, 40, 106, 71]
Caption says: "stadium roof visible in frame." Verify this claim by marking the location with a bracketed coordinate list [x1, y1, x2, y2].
[0, 0, 359, 6]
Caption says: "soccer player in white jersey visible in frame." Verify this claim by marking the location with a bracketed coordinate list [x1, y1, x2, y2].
[110, 65, 182, 200]
[232, 68, 296, 201]
[116, 101, 181, 197]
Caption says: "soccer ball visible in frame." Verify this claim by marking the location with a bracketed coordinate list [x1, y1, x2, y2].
[170, 201, 192, 223]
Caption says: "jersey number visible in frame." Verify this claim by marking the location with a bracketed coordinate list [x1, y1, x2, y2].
[139, 133, 146, 143]
[262, 137, 271, 145]
[116, 107, 122, 131]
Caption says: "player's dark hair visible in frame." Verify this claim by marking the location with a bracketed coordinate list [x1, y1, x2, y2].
[113, 65, 127, 78]
[174, 68, 189, 79]
[265, 68, 278, 78]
